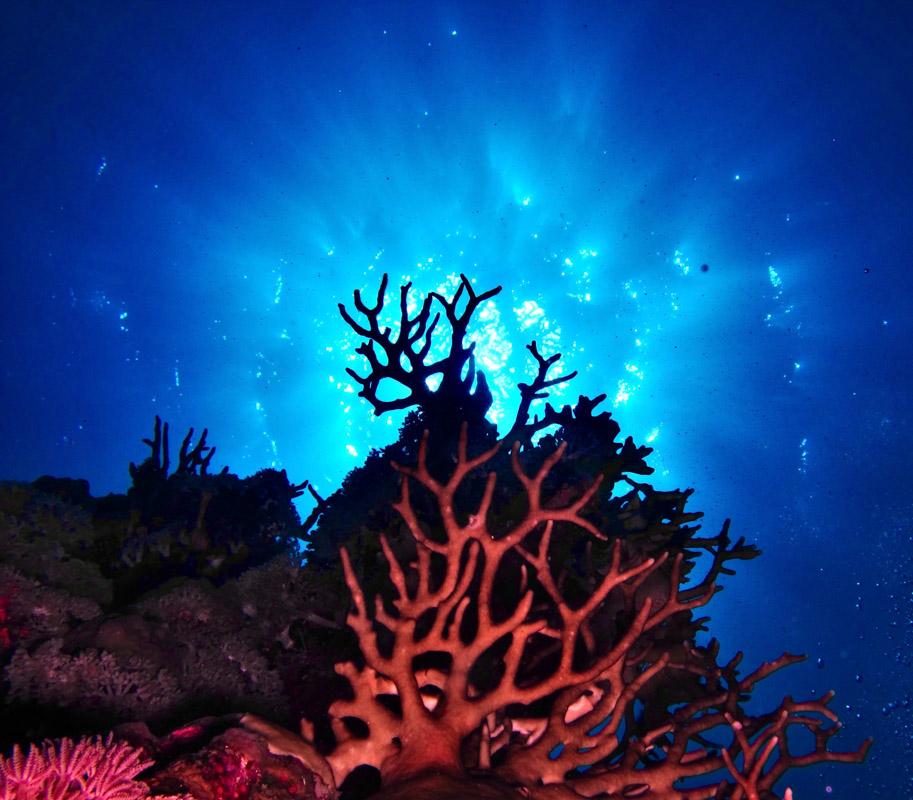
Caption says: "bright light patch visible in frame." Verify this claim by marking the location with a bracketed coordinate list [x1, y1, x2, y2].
[345, 444, 358, 457]
[798, 437, 808, 473]
[673, 249, 690, 276]
[645, 427, 660, 443]
[521, 196, 531, 206]
[768, 266, 782, 289]
[470, 300, 512, 424]
[274, 274, 283, 304]
[614, 381, 631, 406]
[515, 299, 546, 330]
[511, 298, 571, 411]
[563, 252, 592, 302]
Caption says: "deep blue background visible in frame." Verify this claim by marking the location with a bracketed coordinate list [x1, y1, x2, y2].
[2, 2, 910, 796]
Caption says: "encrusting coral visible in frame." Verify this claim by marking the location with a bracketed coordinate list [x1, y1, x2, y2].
[0, 274, 869, 800]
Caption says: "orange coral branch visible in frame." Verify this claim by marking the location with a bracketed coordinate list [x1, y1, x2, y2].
[315, 423, 869, 798]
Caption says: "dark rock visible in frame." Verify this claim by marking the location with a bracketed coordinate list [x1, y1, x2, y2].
[115, 717, 335, 800]
[367, 772, 526, 800]
[32, 476, 92, 506]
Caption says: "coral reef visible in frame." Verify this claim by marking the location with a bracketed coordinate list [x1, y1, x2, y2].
[0, 439, 315, 743]
[0, 274, 869, 800]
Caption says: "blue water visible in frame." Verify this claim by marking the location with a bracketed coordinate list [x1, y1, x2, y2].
[2, 2, 910, 796]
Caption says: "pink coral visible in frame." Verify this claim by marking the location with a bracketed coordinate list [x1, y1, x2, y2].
[0, 733, 189, 800]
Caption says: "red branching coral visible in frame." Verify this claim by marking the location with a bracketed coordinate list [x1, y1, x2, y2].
[299, 423, 869, 799]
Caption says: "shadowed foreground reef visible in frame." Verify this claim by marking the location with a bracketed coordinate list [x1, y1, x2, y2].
[0, 275, 869, 799]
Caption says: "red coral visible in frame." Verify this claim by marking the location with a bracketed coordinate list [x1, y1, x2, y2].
[303, 423, 869, 799]
[0, 590, 12, 652]
[201, 746, 263, 800]
[0, 586, 29, 653]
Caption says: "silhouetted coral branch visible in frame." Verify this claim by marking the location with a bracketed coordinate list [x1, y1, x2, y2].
[340, 273, 501, 421]
[299, 481, 327, 536]
[129, 416, 227, 483]
[503, 340, 578, 446]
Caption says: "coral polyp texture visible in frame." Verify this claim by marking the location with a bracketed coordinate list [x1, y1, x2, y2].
[1, 274, 868, 800]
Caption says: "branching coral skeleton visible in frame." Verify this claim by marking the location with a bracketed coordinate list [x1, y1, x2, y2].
[279, 418, 870, 797]
[2, 272, 867, 800]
